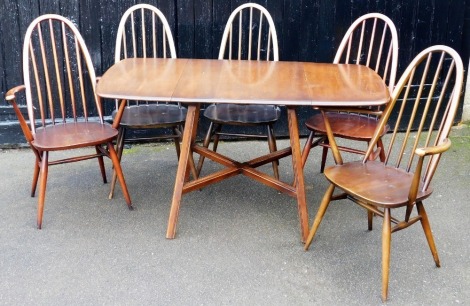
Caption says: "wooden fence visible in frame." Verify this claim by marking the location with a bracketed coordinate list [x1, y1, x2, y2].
[0, 0, 468, 138]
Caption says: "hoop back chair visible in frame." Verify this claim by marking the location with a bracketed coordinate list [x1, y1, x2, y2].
[302, 13, 399, 172]
[304, 45, 464, 301]
[109, 4, 186, 198]
[5, 14, 132, 228]
[196, 3, 281, 179]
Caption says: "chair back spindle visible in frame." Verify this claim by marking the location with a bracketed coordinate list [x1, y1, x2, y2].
[219, 3, 279, 61]
[115, 4, 177, 108]
[23, 15, 99, 134]
[115, 4, 176, 61]
[334, 13, 398, 93]
[365, 46, 464, 191]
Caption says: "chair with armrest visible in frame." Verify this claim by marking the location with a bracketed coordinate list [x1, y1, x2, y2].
[196, 3, 281, 179]
[304, 45, 464, 301]
[5, 14, 133, 229]
[302, 13, 399, 172]
[108, 4, 186, 198]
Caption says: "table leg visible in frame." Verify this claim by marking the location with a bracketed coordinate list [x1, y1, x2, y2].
[287, 106, 309, 243]
[166, 103, 200, 239]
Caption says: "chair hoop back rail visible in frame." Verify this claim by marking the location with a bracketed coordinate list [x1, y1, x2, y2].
[5, 14, 133, 228]
[304, 45, 464, 302]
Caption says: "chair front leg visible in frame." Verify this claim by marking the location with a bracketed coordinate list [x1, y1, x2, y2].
[320, 140, 329, 173]
[108, 141, 132, 209]
[212, 124, 222, 152]
[377, 138, 386, 162]
[417, 201, 440, 267]
[304, 183, 335, 250]
[95, 145, 107, 183]
[37, 151, 49, 229]
[196, 122, 214, 176]
[172, 126, 182, 159]
[301, 131, 315, 169]
[109, 128, 126, 199]
[381, 208, 392, 302]
[267, 124, 279, 179]
[368, 210, 374, 230]
[31, 157, 41, 197]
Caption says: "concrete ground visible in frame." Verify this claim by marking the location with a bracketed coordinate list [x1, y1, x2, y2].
[0, 126, 469, 305]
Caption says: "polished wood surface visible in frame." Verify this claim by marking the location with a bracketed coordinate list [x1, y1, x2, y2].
[98, 58, 188, 101]
[97, 58, 390, 106]
[304, 45, 464, 302]
[97, 57, 390, 243]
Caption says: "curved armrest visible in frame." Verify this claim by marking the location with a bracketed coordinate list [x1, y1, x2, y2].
[415, 139, 451, 157]
[5, 85, 34, 143]
[5, 85, 26, 101]
[407, 138, 451, 214]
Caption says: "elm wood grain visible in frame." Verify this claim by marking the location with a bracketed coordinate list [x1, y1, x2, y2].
[96, 57, 390, 242]
[304, 45, 464, 302]
[98, 59, 389, 106]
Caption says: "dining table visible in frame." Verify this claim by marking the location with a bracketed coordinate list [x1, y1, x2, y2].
[96, 58, 390, 242]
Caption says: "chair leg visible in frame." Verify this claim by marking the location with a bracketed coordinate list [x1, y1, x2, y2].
[267, 125, 280, 180]
[368, 210, 374, 230]
[95, 145, 107, 183]
[212, 124, 222, 152]
[301, 131, 315, 168]
[377, 138, 386, 162]
[381, 208, 392, 302]
[304, 183, 335, 250]
[417, 201, 441, 267]
[187, 152, 199, 181]
[320, 138, 329, 173]
[37, 151, 49, 229]
[31, 157, 40, 197]
[196, 122, 214, 176]
[109, 128, 126, 199]
[108, 141, 132, 208]
[172, 126, 182, 159]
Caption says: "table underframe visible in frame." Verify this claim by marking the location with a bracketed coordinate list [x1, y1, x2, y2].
[166, 104, 311, 242]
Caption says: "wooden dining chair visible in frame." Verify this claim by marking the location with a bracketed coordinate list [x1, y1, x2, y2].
[108, 4, 186, 198]
[5, 14, 132, 229]
[304, 45, 464, 301]
[301, 13, 399, 172]
[196, 3, 281, 179]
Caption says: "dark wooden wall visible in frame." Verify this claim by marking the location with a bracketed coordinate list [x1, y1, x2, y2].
[0, 0, 468, 138]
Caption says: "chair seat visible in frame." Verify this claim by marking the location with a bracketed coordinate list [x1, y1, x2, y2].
[203, 104, 281, 126]
[324, 161, 433, 207]
[305, 112, 388, 140]
[33, 122, 118, 150]
[113, 104, 187, 128]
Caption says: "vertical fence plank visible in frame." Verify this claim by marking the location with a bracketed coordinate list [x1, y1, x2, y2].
[80, 0, 102, 72]
[194, 0, 213, 59]
[176, 0, 195, 58]
[0, 0, 23, 97]
[99, 0, 136, 75]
